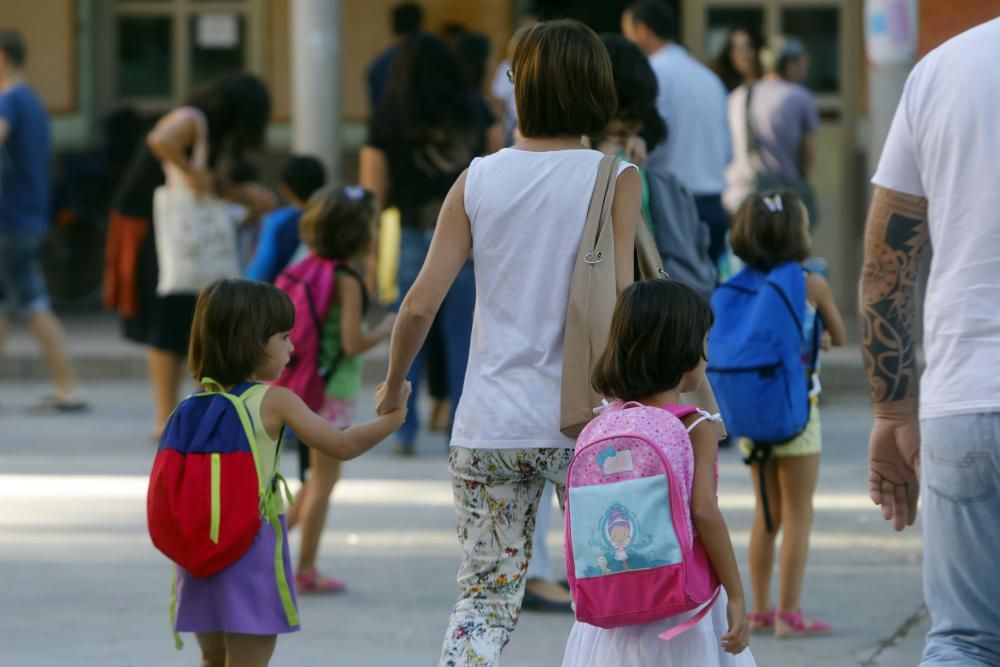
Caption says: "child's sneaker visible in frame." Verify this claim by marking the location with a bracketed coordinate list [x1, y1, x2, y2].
[775, 609, 831, 638]
[295, 567, 346, 594]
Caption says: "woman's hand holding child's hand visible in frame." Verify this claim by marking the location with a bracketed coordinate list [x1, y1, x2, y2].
[376, 381, 411, 422]
[721, 595, 750, 655]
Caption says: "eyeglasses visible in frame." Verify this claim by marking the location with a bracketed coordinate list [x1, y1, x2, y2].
[506, 69, 514, 84]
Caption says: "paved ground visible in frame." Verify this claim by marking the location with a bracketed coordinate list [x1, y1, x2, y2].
[0, 378, 929, 667]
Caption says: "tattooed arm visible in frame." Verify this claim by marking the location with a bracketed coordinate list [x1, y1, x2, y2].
[859, 186, 929, 531]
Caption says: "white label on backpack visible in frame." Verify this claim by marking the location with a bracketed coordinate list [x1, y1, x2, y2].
[601, 449, 634, 475]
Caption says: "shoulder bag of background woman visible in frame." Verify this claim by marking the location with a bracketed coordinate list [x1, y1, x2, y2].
[153, 109, 240, 295]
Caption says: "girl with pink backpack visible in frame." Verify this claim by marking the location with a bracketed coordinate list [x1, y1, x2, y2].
[562, 280, 755, 666]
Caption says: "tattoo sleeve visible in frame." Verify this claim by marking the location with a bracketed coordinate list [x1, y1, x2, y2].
[859, 187, 929, 405]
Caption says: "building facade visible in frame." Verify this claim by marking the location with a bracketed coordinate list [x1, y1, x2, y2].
[6, 0, 1000, 315]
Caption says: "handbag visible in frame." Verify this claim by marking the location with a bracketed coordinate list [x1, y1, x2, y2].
[560, 156, 666, 438]
[153, 109, 239, 295]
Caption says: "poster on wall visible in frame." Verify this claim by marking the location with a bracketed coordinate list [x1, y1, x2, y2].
[864, 0, 917, 65]
[196, 14, 239, 49]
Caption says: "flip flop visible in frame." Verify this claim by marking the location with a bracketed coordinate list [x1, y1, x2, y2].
[775, 609, 831, 638]
[295, 568, 347, 594]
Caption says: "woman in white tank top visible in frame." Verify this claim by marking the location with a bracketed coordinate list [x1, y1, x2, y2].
[375, 20, 642, 666]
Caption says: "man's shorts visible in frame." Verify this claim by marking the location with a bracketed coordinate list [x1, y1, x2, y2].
[0, 229, 51, 315]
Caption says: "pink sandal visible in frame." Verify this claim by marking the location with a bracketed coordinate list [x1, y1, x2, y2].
[748, 610, 775, 633]
[295, 567, 347, 594]
[775, 609, 831, 638]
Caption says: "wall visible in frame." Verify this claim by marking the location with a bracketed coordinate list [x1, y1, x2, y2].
[263, 0, 514, 124]
[3, 0, 77, 113]
[919, 0, 1000, 55]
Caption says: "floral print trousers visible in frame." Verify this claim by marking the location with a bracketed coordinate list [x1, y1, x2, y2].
[439, 446, 574, 667]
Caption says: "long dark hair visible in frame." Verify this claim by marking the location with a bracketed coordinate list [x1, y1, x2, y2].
[185, 72, 272, 164]
[375, 33, 477, 143]
[600, 34, 667, 152]
[713, 28, 763, 92]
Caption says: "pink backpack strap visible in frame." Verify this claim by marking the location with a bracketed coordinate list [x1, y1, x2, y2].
[658, 587, 721, 641]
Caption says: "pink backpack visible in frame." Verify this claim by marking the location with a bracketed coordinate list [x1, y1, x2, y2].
[564, 401, 721, 640]
[274, 254, 340, 410]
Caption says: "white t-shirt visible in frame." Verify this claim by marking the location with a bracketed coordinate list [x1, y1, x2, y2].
[452, 148, 635, 449]
[872, 18, 1000, 420]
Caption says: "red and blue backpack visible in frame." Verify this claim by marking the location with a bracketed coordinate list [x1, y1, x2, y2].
[146, 380, 298, 643]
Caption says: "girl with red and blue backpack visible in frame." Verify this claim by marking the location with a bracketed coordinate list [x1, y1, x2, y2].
[147, 279, 408, 667]
[276, 185, 395, 594]
[562, 280, 754, 666]
[707, 190, 845, 638]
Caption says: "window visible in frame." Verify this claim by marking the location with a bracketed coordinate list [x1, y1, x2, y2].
[781, 7, 840, 93]
[117, 15, 173, 97]
[189, 13, 246, 87]
[112, 0, 257, 106]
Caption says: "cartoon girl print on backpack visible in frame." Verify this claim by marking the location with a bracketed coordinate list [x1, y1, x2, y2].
[581, 502, 671, 577]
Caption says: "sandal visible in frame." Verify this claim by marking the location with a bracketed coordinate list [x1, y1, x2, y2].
[749, 609, 775, 633]
[775, 609, 831, 638]
[295, 567, 346, 594]
[27, 395, 90, 414]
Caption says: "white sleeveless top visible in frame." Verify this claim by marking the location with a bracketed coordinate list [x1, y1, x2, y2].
[451, 148, 635, 450]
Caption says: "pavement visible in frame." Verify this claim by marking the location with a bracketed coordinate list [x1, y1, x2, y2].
[0, 363, 930, 667]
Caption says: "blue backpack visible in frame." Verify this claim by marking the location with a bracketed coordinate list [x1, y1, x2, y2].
[706, 262, 818, 447]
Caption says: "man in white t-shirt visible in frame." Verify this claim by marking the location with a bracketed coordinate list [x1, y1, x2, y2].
[861, 17, 1000, 665]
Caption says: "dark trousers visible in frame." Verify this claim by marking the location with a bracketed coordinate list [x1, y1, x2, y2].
[694, 193, 730, 268]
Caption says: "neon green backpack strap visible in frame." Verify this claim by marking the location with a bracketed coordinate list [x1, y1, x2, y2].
[170, 569, 183, 650]
[236, 382, 299, 628]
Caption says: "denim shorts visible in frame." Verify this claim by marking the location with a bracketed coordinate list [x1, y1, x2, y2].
[0, 229, 50, 315]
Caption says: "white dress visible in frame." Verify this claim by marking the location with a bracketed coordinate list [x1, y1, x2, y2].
[562, 588, 758, 667]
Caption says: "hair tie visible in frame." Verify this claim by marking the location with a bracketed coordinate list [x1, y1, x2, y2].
[344, 185, 366, 201]
[762, 194, 783, 213]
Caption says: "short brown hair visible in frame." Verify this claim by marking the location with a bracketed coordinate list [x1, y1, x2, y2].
[189, 279, 295, 386]
[511, 19, 617, 139]
[299, 184, 377, 261]
[593, 279, 714, 402]
[730, 190, 811, 271]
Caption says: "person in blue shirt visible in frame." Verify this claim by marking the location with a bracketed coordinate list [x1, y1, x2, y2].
[0, 29, 84, 411]
[244, 155, 326, 283]
[623, 1, 733, 269]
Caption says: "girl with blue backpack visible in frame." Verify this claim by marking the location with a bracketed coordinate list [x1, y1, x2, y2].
[148, 279, 408, 667]
[708, 190, 845, 638]
[562, 280, 754, 666]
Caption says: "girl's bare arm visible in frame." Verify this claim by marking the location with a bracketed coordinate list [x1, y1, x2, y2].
[688, 421, 745, 605]
[338, 273, 393, 356]
[262, 385, 408, 461]
[807, 272, 847, 346]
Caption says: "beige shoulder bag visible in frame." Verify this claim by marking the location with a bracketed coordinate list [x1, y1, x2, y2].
[560, 155, 722, 438]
